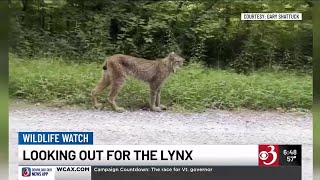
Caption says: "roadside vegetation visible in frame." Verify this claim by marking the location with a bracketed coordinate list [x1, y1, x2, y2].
[9, 56, 311, 111]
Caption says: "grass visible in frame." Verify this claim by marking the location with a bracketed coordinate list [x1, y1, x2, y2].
[9, 56, 312, 112]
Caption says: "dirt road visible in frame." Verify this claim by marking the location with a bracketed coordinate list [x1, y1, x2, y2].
[9, 104, 312, 180]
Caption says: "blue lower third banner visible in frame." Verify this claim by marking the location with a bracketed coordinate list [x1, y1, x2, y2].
[18, 132, 93, 145]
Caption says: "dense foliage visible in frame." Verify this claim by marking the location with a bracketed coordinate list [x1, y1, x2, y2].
[9, 0, 313, 73]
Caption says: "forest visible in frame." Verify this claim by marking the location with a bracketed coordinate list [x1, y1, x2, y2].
[9, 0, 313, 73]
[9, 0, 312, 111]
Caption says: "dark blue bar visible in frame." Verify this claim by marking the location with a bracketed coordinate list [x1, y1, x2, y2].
[18, 132, 93, 145]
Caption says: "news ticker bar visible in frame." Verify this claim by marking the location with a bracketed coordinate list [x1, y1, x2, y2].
[18, 145, 301, 166]
[18, 166, 301, 180]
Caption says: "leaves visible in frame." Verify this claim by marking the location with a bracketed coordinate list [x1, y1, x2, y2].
[9, 0, 312, 72]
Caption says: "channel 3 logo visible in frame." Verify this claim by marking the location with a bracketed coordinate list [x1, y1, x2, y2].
[21, 167, 31, 177]
[258, 145, 279, 166]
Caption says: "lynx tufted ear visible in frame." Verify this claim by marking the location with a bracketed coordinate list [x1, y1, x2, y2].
[169, 52, 175, 61]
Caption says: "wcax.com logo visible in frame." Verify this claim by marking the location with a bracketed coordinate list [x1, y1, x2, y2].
[21, 167, 31, 177]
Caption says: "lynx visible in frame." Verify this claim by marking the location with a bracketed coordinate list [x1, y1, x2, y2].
[91, 52, 184, 112]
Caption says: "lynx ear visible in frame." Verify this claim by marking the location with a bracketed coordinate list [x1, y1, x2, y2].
[169, 52, 175, 61]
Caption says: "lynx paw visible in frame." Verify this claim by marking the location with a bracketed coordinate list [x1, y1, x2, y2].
[93, 103, 103, 109]
[115, 107, 125, 113]
[151, 106, 162, 112]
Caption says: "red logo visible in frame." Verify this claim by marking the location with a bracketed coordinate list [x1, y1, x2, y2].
[258, 145, 279, 166]
[21, 167, 31, 177]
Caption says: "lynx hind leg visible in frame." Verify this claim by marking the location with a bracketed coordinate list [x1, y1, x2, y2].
[91, 72, 110, 109]
[107, 77, 126, 112]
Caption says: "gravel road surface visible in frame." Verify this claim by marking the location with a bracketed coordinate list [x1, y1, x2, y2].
[9, 104, 312, 180]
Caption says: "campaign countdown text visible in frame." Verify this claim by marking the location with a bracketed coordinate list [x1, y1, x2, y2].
[149, 167, 213, 173]
[94, 167, 213, 173]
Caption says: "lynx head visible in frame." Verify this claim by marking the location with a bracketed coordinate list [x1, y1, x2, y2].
[167, 52, 185, 73]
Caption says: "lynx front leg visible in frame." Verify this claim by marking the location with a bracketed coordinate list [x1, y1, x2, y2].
[150, 84, 161, 112]
[156, 89, 166, 110]
[107, 81, 125, 112]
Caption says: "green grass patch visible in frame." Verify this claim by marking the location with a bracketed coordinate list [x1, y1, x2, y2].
[9, 56, 312, 111]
